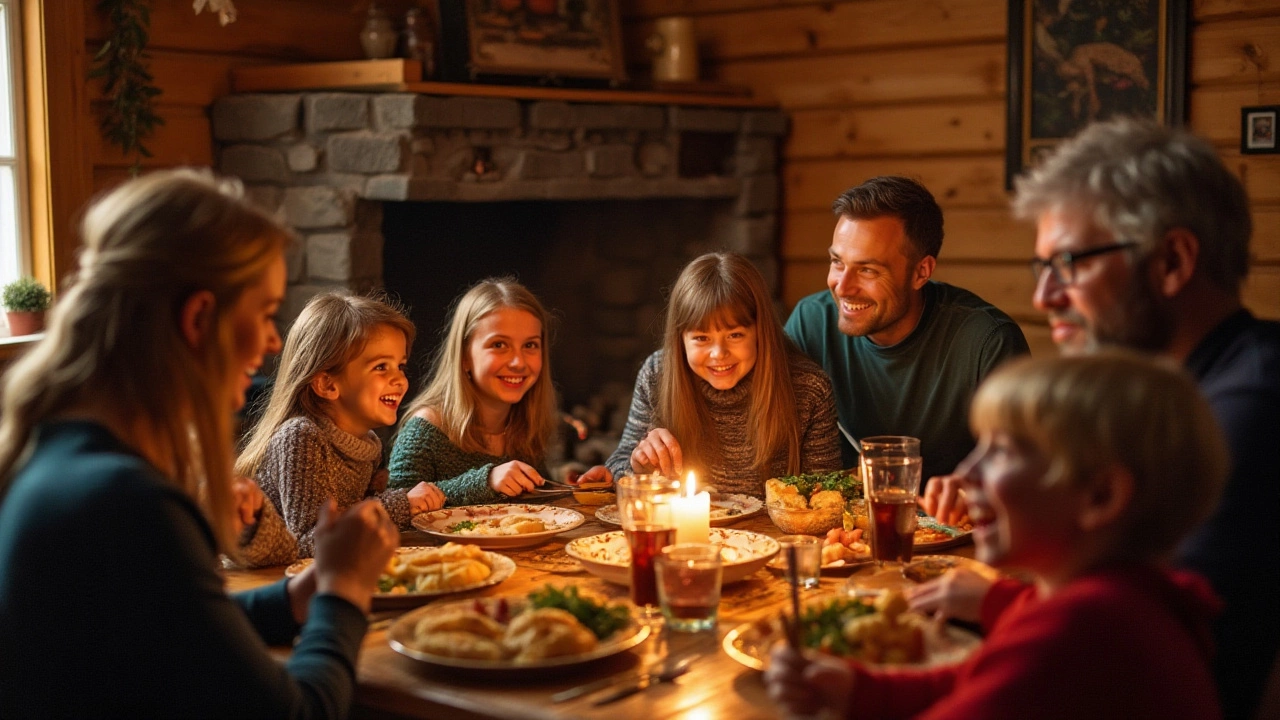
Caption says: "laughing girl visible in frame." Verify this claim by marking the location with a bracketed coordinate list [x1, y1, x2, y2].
[389, 278, 611, 505]
[605, 253, 841, 496]
[237, 292, 445, 558]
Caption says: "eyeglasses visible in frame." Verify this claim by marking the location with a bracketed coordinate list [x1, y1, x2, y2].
[1028, 241, 1140, 286]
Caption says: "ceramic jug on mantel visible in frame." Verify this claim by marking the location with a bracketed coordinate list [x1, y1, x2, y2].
[647, 16, 698, 83]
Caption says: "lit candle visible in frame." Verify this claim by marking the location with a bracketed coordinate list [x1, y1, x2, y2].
[672, 471, 710, 545]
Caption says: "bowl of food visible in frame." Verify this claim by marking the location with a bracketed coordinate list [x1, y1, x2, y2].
[766, 502, 844, 535]
[765, 475, 857, 535]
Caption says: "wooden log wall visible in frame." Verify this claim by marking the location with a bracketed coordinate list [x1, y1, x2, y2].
[55, 0, 1280, 357]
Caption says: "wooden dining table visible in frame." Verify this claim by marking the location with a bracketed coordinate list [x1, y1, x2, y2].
[223, 497, 977, 720]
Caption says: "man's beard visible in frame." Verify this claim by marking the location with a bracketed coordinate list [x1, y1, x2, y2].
[1090, 272, 1175, 353]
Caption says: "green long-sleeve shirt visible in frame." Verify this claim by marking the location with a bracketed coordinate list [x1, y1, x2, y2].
[388, 416, 509, 506]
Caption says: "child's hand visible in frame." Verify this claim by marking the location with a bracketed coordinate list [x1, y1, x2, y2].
[407, 482, 446, 513]
[231, 476, 266, 536]
[369, 468, 389, 494]
[576, 465, 613, 489]
[631, 428, 683, 477]
[906, 568, 993, 623]
[489, 460, 544, 496]
[764, 644, 854, 719]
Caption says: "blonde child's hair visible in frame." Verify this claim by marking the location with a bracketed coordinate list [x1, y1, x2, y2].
[399, 278, 556, 463]
[0, 169, 291, 553]
[657, 253, 803, 476]
[970, 351, 1228, 561]
[236, 291, 415, 477]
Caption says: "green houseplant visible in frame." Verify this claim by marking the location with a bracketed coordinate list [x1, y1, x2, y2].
[2, 276, 52, 336]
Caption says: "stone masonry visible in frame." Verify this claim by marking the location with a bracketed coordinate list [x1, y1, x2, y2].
[212, 92, 788, 328]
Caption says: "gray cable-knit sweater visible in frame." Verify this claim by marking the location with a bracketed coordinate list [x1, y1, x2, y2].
[256, 415, 412, 558]
[227, 499, 297, 569]
[605, 350, 842, 497]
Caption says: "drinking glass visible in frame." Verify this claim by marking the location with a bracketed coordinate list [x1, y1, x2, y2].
[616, 474, 680, 614]
[776, 535, 822, 589]
[860, 436, 923, 566]
[655, 543, 722, 632]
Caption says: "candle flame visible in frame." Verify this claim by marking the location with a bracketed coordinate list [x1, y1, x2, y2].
[685, 470, 696, 497]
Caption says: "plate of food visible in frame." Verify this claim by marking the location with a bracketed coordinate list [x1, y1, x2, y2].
[565, 528, 779, 585]
[767, 527, 872, 575]
[387, 585, 650, 671]
[285, 543, 516, 608]
[411, 504, 585, 549]
[722, 589, 981, 671]
[900, 555, 998, 584]
[593, 493, 764, 527]
[913, 513, 974, 551]
[765, 472, 863, 535]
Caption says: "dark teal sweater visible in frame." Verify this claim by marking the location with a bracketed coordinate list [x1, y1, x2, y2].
[0, 421, 368, 718]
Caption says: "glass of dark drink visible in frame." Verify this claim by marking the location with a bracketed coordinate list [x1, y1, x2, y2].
[860, 436, 923, 567]
[616, 475, 680, 615]
[655, 543, 722, 631]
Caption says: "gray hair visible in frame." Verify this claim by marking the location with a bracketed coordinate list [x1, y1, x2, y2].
[1012, 118, 1251, 295]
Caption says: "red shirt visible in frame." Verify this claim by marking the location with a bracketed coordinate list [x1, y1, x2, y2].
[848, 566, 1223, 719]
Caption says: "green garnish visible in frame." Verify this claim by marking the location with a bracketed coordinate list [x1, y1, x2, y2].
[447, 520, 477, 533]
[376, 576, 396, 593]
[527, 585, 630, 640]
[775, 471, 864, 501]
[800, 597, 877, 656]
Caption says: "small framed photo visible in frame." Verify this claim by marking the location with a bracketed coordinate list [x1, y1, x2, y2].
[1242, 106, 1279, 154]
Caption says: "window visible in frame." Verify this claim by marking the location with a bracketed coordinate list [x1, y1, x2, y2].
[0, 0, 27, 290]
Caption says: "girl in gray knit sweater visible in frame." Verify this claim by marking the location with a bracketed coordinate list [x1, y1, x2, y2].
[606, 253, 841, 497]
[389, 278, 611, 504]
[237, 293, 445, 559]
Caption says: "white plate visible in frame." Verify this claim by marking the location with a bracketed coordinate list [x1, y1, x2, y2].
[593, 493, 764, 527]
[285, 546, 516, 609]
[722, 595, 982, 671]
[411, 504, 585, 549]
[564, 527, 779, 585]
[387, 595, 650, 670]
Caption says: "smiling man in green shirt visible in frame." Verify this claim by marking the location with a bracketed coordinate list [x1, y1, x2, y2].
[784, 176, 1029, 483]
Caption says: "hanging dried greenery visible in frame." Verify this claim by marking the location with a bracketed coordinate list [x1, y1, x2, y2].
[88, 0, 164, 173]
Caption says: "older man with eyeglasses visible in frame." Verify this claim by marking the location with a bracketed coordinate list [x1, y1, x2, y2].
[919, 118, 1280, 720]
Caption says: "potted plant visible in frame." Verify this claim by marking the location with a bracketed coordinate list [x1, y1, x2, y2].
[2, 276, 52, 336]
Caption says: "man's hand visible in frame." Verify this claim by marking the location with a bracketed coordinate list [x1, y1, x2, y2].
[920, 472, 967, 525]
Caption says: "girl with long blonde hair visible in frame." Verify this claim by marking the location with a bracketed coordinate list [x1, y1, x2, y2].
[237, 291, 444, 559]
[606, 253, 841, 496]
[0, 169, 398, 716]
[390, 278, 610, 504]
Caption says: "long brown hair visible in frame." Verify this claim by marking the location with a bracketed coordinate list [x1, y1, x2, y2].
[0, 169, 290, 552]
[399, 278, 556, 463]
[236, 291, 415, 478]
[656, 253, 802, 476]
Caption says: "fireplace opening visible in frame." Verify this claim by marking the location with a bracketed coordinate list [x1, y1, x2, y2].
[382, 197, 737, 411]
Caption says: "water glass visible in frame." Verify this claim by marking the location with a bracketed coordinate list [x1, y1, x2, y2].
[655, 543, 722, 632]
[860, 436, 923, 566]
[616, 475, 680, 610]
[776, 535, 822, 589]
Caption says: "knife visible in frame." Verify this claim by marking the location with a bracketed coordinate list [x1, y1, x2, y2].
[590, 655, 698, 706]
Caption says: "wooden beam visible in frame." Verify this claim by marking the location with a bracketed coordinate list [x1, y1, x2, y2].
[232, 59, 422, 93]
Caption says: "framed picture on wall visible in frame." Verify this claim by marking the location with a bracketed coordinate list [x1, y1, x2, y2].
[1005, 0, 1189, 188]
[1242, 105, 1280, 154]
[438, 0, 627, 85]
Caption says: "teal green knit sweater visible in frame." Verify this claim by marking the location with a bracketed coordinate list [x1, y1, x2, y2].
[388, 416, 507, 506]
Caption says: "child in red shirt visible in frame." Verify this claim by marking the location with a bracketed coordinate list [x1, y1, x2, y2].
[766, 351, 1227, 719]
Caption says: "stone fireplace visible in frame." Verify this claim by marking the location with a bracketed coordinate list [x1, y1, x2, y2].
[211, 91, 787, 410]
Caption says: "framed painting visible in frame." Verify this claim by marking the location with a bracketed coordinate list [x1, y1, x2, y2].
[1241, 105, 1280, 154]
[438, 0, 626, 84]
[1005, 0, 1189, 188]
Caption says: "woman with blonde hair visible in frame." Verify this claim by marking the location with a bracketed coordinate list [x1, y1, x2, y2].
[389, 277, 610, 503]
[0, 169, 398, 717]
[767, 351, 1227, 719]
[237, 291, 444, 560]
[606, 252, 840, 495]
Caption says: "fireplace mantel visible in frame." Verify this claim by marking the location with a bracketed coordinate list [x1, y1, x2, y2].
[230, 59, 775, 109]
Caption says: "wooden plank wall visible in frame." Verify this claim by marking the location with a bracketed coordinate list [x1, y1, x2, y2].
[622, 0, 1280, 356]
[63, 0, 1279, 357]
